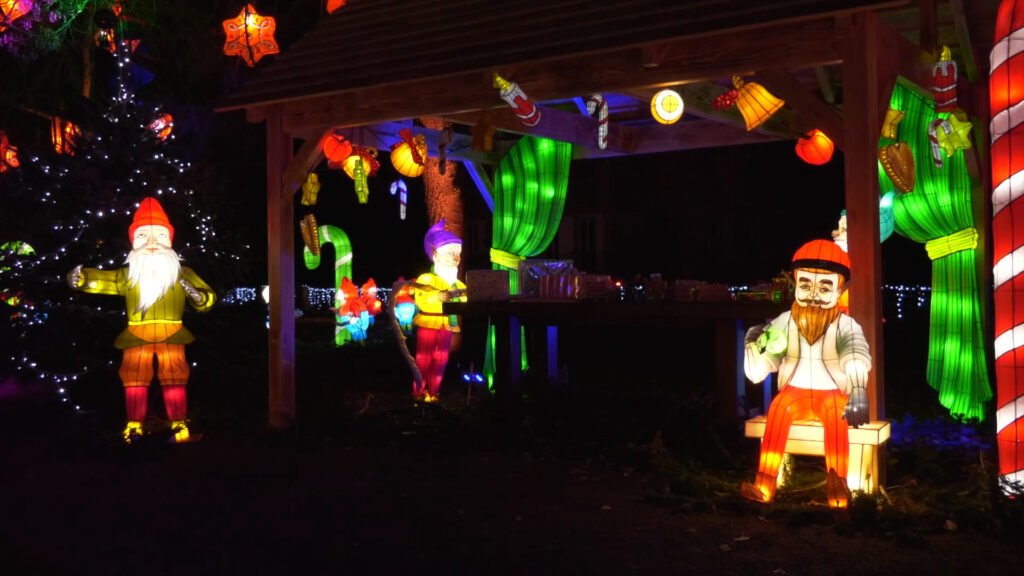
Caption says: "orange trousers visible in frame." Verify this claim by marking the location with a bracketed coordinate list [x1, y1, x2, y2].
[754, 386, 849, 500]
[119, 343, 190, 387]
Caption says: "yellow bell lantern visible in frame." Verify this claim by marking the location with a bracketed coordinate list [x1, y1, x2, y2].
[732, 76, 784, 131]
[650, 89, 684, 125]
[390, 129, 427, 178]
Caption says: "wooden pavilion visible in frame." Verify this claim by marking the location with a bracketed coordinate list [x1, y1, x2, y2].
[219, 0, 1000, 438]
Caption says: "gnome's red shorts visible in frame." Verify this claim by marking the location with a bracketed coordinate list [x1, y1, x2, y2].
[119, 343, 190, 387]
[754, 386, 849, 499]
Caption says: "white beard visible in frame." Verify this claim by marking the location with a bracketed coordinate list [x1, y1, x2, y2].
[126, 247, 182, 315]
[435, 264, 458, 286]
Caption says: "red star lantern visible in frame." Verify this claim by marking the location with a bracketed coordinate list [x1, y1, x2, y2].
[0, 1, 33, 32]
[222, 4, 279, 67]
[327, 0, 346, 14]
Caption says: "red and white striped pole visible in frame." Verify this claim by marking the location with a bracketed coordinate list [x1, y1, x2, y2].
[991, 0, 1024, 492]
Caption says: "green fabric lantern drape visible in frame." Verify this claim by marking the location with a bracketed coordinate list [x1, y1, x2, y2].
[878, 81, 991, 421]
[483, 136, 573, 385]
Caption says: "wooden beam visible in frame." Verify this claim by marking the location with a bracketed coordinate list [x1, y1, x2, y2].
[279, 17, 845, 132]
[875, 13, 933, 95]
[266, 106, 296, 429]
[462, 161, 495, 212]
[918, 0, 938, 58]
[843, 11, 885, 424]
[756, 68, 846, 151]
[590, 119, 781, 158]
[281, 135, 324, 199]
[814, 66, 836, 104]
[949, 0, 979, 82]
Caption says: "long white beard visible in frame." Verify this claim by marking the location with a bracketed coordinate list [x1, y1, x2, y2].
[126, 248, 182, 315]
[435, 264, 458, 286]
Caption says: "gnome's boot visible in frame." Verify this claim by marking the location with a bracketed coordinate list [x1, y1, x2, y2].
[122, 421, 143, 444]
[740, 472, 777, 504]
[826, 468, 851, 509]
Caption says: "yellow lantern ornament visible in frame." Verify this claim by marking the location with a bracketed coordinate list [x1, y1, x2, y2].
[342, 146, 380, 204]
[390, 128, 427, 178]
[732, 76, 785, 131]
[650, 89, 685, 125]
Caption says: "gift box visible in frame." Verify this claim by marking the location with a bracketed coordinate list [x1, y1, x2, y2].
[518, 259, 574, 297]
[466, 269, 510, 301]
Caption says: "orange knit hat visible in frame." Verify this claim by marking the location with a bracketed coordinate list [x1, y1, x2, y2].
[791, 239, 851, 280]
[128, 197, 174, 243]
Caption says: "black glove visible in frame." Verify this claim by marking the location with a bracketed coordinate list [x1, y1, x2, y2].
[843, 387, 869, 428]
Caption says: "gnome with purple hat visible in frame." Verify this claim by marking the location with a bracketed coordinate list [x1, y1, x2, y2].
[412, 219, 467, 402]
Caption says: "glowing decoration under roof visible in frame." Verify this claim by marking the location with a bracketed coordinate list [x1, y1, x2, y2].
[881, 82, 990, 422]
[933, 45, 958, 113]
[990, 0, 1024, 492]
[795, 129, 834, 166]
[493, 72, 540, 127]
[342, 146, 379, 203]
[321, 130, 352, 169]
[650, 89, 684, 125]
[390, 129, 426, 178]
[0, 0, 32, 32]
[732, 76, 784, 131]
[222, 3, 279, 68]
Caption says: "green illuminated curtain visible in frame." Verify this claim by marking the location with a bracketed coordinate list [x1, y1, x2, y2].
[878, 81, 991, 421]
[483, 136, 573, 383]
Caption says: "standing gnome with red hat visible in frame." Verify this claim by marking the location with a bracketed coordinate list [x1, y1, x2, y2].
[740, 239, 872, 509]
[67, 197, 216, 444]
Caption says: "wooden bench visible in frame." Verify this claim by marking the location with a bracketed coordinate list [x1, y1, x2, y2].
[744, 416, 891, 493]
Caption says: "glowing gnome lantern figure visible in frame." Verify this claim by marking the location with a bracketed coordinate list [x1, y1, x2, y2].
[67, 198, 215, 444]
[740, 240, 871, 509]
[412, 220, 467, 403]
[222, 3, 279, 67]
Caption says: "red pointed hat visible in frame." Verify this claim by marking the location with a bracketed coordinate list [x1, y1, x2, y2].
[791, 239, 851, 280]
[129, 197, 174, 243]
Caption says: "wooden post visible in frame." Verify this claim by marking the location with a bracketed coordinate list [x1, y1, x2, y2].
[843, 12, 886, 424]
[266, 105, 296, 429]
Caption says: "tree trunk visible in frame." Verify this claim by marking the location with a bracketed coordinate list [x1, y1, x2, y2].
[423, 156, 463, 238]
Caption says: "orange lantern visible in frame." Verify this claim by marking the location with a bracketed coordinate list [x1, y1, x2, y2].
[795, 129, 834, 165]
[321, 131, 353, 168]
[0, 132, 19, 172]
[222, 4, 279, 67]
[0, 0, 33, 32]
[51, 117, 81, 156]
[326, 0, 346, 13]
[390, 129, 427, 178]
[148, 113, 174, 141]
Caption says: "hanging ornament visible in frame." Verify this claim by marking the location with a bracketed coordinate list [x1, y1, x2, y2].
[321, 130, 353, 169]
[222, 4, 280, 67]
[732, 76, 785, 131]
[712, 89, 739, 111]
[881, 108, 905, 139]
[794, 129, 834, 165]
[343, 146, 379, 203]
[50, 117, 80, 156]
[935, 113, 973, 156]
[0, 0, 33, 32]
[878, 142, 915, 193]
[148, 113, 174, 141]
[472, 111, 495, 151]
[299, 213, 320, 256]
[587, 94, 609, 148]
[326, 0, 346, 14]
[301, 172, 321, 206]
[0, 132, 19, 173]
[493, 72, 540, 127]
[390, 178, 408, 220]
[438, 124, 453, 174]
[933, 45, 959, 113]
[650, 89, 684, 125]
[390, 128, 427, 178]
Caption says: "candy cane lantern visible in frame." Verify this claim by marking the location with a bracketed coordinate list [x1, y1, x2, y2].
[991, 0, 1024, 492]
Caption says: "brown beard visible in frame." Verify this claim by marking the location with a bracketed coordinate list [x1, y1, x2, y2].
[791, 301, 841, 344]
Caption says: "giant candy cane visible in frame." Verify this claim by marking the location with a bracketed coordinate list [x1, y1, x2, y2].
[303, 224, 354, 346]
[990, 0, 1024, 492]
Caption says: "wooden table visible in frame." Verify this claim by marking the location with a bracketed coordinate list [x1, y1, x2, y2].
[444, 299, 787, 425]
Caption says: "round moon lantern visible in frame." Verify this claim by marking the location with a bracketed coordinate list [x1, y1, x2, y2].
[795, 129, 834, 165]
[321, 131, 353, 169]
[390, 133, 427, 178]
[651, 89, 685, 125]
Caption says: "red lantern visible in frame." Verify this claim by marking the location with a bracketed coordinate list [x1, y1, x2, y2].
[321, 131, 353, 169]
[0, 131, 19, 172]
[222, 4, 279, 67]
[51, 117, 80, 156]
[795, 129, 834, 165]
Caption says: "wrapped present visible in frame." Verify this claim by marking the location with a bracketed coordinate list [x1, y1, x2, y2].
[466, 270, 510, 301]
[518, 259, 574, 297]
